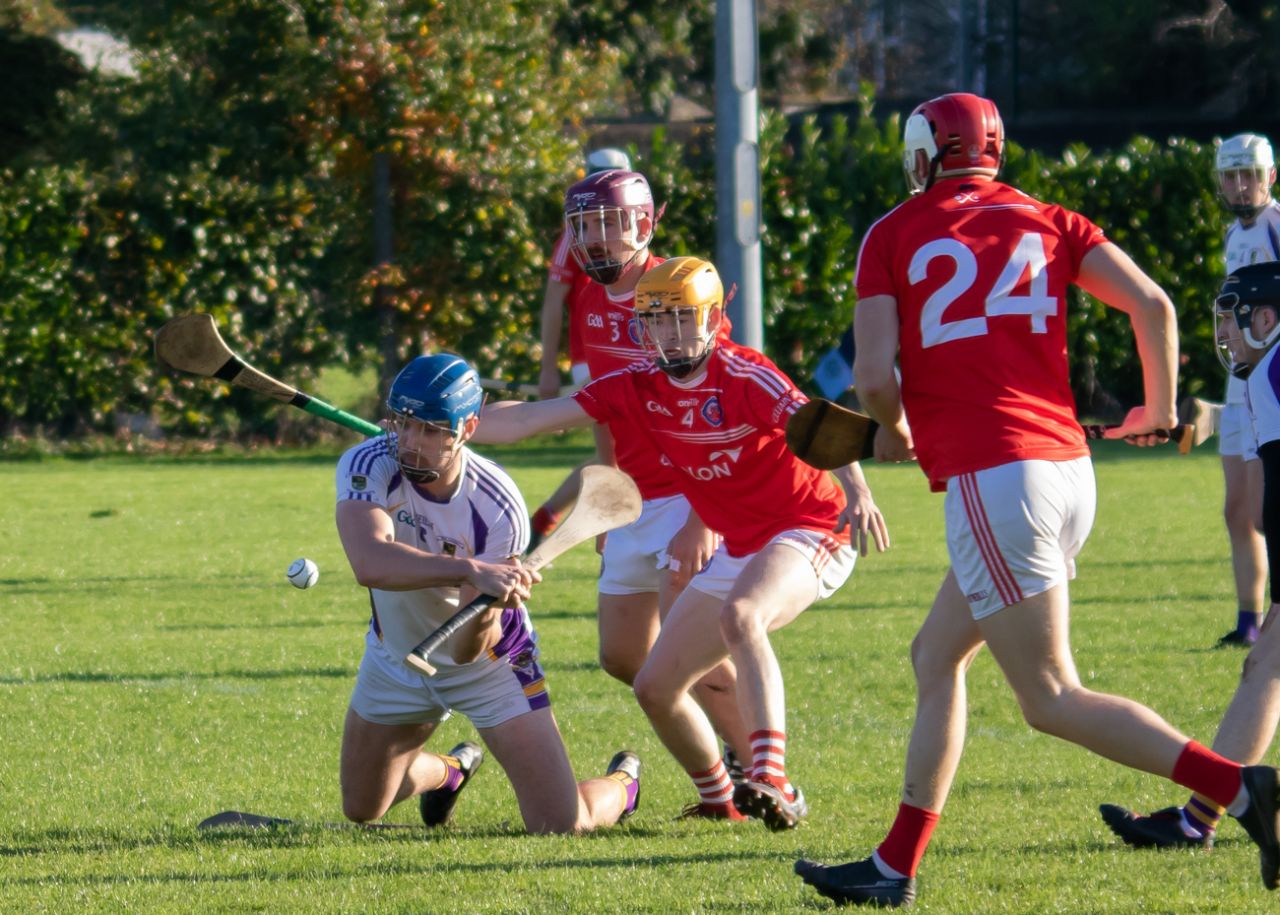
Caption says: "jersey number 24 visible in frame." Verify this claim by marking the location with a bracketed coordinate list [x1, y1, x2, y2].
[911, 232, 1057, 348]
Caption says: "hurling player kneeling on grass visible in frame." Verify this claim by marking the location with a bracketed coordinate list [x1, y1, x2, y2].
[470, 256, 889, 831]
[334, 353, 639, 834]
[794, 93, 1280, 908]
[1100, 264, 1280, 856]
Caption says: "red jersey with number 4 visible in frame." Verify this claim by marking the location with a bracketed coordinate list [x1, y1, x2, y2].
[856, 178, 1104, 491]
[574, 341, 849, 557]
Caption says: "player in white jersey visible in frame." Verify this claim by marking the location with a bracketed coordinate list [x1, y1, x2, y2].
[1214, 134, 1278, 648]
[1102, 263, 1280, 856]
[335, 353, 640, 834]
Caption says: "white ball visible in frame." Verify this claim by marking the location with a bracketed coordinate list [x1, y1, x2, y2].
[286, 558, 319, 590]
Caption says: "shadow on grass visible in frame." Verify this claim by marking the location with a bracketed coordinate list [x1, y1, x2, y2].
[0, 667, 351, 686]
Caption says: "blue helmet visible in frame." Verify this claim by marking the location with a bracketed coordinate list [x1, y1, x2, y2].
[386, 353, 484, 435]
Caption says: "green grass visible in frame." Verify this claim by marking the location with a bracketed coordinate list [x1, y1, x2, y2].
[0, 437, 1272, 912]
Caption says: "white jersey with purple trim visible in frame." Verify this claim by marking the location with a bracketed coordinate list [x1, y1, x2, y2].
[1224, 201, 1280, 404]
[335, 435, 530, 669]
[1246, 344, 1280, 452]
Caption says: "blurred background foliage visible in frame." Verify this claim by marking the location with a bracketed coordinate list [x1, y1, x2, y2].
[0, 0, 1243, 442]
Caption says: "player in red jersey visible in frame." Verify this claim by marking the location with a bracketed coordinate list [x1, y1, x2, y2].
[538, 147, 631, 399]
[794, 93, 1280, 908]
[530, 149, 632, 547]
[471, 256, 889, 828]
[540, 171, 754, 806]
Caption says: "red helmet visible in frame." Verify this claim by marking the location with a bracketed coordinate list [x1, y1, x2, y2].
[902, 93, 1004, 193]
[563, 170, 657, 285]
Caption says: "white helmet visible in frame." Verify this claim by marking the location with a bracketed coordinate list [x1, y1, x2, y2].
[586, 147, 632, 174]
[1215, 133, 1275, 220]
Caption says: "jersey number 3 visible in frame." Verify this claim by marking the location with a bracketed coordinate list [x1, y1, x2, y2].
[911, 232, 1058, 348]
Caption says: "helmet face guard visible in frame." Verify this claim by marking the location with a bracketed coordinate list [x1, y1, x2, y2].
[385, 354, 484, 483]
[564, 170, 656, 286]
[1214, 264, 1280, 378]
[1216, 133, 1275, 221]
[634, 257, 725, 378]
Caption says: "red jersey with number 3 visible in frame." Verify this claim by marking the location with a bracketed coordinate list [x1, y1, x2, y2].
[856, 178, 1104, 491]
[573, 341, 848, 556]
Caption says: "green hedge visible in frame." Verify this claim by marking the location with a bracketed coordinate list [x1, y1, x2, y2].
[0, 78, 1235, 439]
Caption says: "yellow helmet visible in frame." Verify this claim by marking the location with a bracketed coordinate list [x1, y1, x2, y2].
[634, 256, 724, 376]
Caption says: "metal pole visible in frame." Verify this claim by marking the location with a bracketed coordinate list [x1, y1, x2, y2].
[714, 0, 763, 350]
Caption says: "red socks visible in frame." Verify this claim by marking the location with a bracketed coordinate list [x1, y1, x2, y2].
[1171, 741, 1243, 810]
[876, 803, 940, 877]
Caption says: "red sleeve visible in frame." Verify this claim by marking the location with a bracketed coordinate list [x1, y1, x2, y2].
[572, 372, 626, 424]
[730, 349, 808, 432]
[854, 220, 896, 300]
[1052, 206, 1108, 280]
[548, 229, 581, 285]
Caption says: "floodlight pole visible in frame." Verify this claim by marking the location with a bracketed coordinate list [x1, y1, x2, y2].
[714, 0, 763, 350]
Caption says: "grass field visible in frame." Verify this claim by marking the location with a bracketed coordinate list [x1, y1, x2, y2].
[0, 434, 1273, 913]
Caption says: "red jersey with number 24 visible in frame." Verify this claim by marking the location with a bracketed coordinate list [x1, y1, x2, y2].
[573, 341, 848, 557]
[856, 179, 1105, 491]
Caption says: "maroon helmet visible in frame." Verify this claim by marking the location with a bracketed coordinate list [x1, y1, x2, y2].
[902, 93, 1004, 193]
[563, 170, 657, 285]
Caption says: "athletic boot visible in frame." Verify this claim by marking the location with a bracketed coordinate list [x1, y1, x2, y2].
[676, 800, 748, 821]
[1232, 765, 1280, 889]
[1216, 627, 1259, 649]
[419, 741, 484, 827]
[1098, 804, 1213, 849]
[606, 750, 642, 822]
[733, 775, 808, 831]
[795, 856, 916, 908]
[723, 745, 747, 786]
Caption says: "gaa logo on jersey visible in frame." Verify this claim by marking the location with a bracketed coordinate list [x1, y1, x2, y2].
[440, 541, 459, 557]
[350, 474, 367, 492]
[701, 396, 723, 427]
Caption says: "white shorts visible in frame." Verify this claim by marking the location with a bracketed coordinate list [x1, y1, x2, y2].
[599, 494, 692, 595]
[571, 362, 591, 385]
[1220, 401, 1258, 460]
[944, 457, 1095, 620]
[348, 609, 549, 729]
[688, 528, 856, 602]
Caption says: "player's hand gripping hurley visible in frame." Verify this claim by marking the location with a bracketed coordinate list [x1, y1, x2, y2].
[155, 313, 383, 437]
[404, 464, 642, 675]
[786, 397, 1200, 470]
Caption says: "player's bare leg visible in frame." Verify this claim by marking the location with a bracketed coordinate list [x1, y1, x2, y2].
[338, 708, 443, 822]
[659, 571, 751, 766]
[1102, 603, 1280, 847]
[634, 587, 752, 818]
[1222, 454, 1267, 647]
[598, 592, 661, 685]
[480, 707, 636, 834]
[716, 543, 832, 829]
[981, 585, 1192, 772]
[897, 572, 986, 814]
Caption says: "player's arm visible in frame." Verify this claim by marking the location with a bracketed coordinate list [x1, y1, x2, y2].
[470, 396, 594, 444]
[336, 501, 536, 600]
[1075, 242, 1178, 437]
[538, 278, 573, 399]
[831, 461, 890, 556]
[852, 296, 914, 462]
[449, 555, 527, 664]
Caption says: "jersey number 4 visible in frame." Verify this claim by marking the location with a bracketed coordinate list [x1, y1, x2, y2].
[911, 232, 1058, 348]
